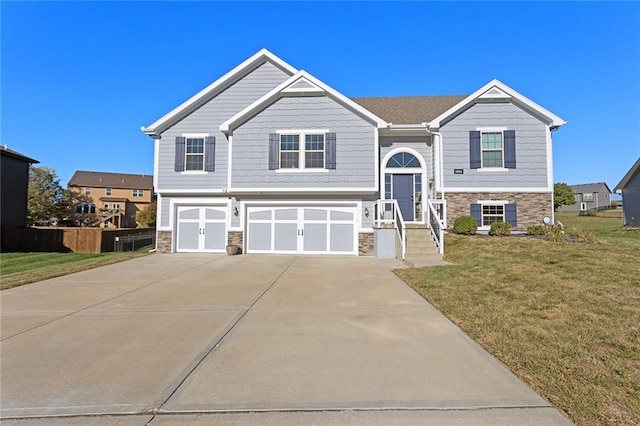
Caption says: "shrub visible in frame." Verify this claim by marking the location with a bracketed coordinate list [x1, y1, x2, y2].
[611, 201, 619, 209]
[567, 226, 596, 244]
[527, 225, 546, 236]
[453, 215, 477, 235]
[489, 221, 511, 236]
[544, 226, 565, 243]
[587, 210, 598, 217]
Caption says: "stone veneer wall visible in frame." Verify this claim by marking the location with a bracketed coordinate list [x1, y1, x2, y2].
[227, 231, 244, 252]
[444, 192, 553, 231]
[358, 232, 374, 256]
[157, 230, 172, 253]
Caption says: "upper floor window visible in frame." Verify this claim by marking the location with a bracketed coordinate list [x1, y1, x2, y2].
[269, 131, 336, 171]
[279, 132, 325, 169]
[175, 135, 216, 172]
[132, 189, 144, 197]
[470, 129, 516, 170]
[76, 203, 96, 214]
[481, 132, 503, 168]
[185, 137, 205, 171]
[582, 193, 593, 201]
[84, 187, 91, 196]
[387, 152, 420, 168]
[105, 187, 112, 196]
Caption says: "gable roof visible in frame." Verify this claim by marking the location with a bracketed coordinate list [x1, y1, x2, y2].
[615, 157, 640, 192]
[351, 95, 466, 125]
[570, 182, 612, 194]
[220, 71, 388, 133]
[0, 146, 39, 164]
[428, 79, 566, 129]
[141, 49, 298, 138]
[69, 171, 153, 190]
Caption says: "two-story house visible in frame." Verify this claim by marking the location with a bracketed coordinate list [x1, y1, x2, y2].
[558, 182, 612, 212]
[68, 171, 154, 228]
[1, 146, 39, 229]
[141, 49, 565, 258]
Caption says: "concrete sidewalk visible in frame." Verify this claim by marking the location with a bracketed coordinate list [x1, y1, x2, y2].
[1, 254, 570, 424]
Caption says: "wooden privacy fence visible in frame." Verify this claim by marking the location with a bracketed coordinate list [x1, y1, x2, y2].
[1, 226, 156, 253]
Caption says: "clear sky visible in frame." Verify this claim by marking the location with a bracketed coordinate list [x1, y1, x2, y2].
[2, 2, 639, 194]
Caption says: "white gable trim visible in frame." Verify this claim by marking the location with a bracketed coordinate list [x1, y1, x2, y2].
[220, 71, 388, 134]
[428, 79, 566, 129]
[141, 49, 298, 138]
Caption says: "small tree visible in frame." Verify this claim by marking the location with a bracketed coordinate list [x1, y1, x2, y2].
[136, 202, 157, 228]
[554, 182, 576, 211]
[27, 166, 65, 225]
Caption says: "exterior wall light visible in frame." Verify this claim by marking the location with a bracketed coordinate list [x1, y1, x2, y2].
[364, 207, 369, 218]
[233, 207, 239, 216]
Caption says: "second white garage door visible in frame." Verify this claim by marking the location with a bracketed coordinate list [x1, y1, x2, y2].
[246, 206, 357, 255]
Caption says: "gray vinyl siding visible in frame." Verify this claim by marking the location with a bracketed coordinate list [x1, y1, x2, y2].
[558, 183, 612, 211]
[440, 102, 548, 188]
[156, 61, 291, 190]
[622, 173, 640, 226]
[231, 96, 376, 189]
[160, 197, 170, 228]
[379, 136, 432, 174]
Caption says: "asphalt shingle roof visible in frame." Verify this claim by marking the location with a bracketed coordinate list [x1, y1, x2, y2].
[351, 95, 467, 124]
[68, 171, 153, 190]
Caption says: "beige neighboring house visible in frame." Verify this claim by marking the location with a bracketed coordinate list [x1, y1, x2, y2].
[68, 171, 154, 228]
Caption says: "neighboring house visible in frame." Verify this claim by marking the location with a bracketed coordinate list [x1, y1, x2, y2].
[558, 182, 612, 212]
[614, 158, 640, 227]
[141, 49, 565, 258]
[68, 171, 154, 228]
[0, 146, 39, 228]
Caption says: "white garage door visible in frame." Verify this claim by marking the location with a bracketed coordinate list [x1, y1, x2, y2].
[246, 206, 357, 255]
[176, 206, 226, 252]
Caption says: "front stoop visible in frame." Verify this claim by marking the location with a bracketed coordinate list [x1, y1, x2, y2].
[404, 225, 449, 267]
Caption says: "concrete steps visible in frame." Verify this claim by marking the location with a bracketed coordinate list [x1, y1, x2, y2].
[404, 225, 441, 260]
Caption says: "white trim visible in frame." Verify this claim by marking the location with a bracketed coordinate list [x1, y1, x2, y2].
[428, 79, 566, 129]
[380, 147, 428, 223]
[227, 134, 233, 192]
[445, 187, 552, 193]
[229, 187, 376, 193]
[476, 201, 508, 231]
[153, 139, 159, 189]
[477, 168, 509, 173]
[220, 70, 387, 133]
[141, 49, 297, 137]
[476, 126, 507, 132]
[169, 197, 231, 252]
[182, 133, 209, 172]
[156, 189, 228, 195]
[477, 199, 510, 205]
[275, 169, 329, 174]
[374, 128, 380, 192]
[546, 126, 555, 223]
[180, 171, 208, 175]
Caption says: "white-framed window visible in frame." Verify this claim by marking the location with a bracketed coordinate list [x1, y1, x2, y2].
[103, 203, 109, 209]
[84, 187, 91, 196]
[582, 192, 593, 201]
[105, 187, 112, 196]
[185, 137, 205, 171]
[132, 189, 144, 197]
[76, 203, 96, 214]
[482, 204, 505, 226]
[279, 131, 325, 169]
[481, 131, 504, 168]
[112, 203, 120, 211]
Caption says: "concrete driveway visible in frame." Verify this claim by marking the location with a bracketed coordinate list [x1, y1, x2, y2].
[1, 254, 570, 425]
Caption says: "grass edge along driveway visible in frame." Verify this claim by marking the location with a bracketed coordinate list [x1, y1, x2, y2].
[396, 213, 639, 425]
[1, 251, 150, 290]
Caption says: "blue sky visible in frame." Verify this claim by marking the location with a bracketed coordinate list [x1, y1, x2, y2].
[2, 2, 639, 194]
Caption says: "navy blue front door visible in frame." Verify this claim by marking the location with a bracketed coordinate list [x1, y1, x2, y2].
[393, 174, 414, 221]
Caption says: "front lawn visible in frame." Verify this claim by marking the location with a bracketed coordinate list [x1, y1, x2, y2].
[397, 212, 639, 425]
[0, 251, 150, 290]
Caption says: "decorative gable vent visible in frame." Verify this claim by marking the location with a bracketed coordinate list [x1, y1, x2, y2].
[478, 86, 511, 100]
[281, 77, 324, 95]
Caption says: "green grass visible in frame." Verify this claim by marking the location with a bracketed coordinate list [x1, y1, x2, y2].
[1, 251, 150, 290]
[397, 213, 639, 425]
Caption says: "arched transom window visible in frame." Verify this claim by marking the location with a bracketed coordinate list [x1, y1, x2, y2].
[386, 152, 420, 168]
